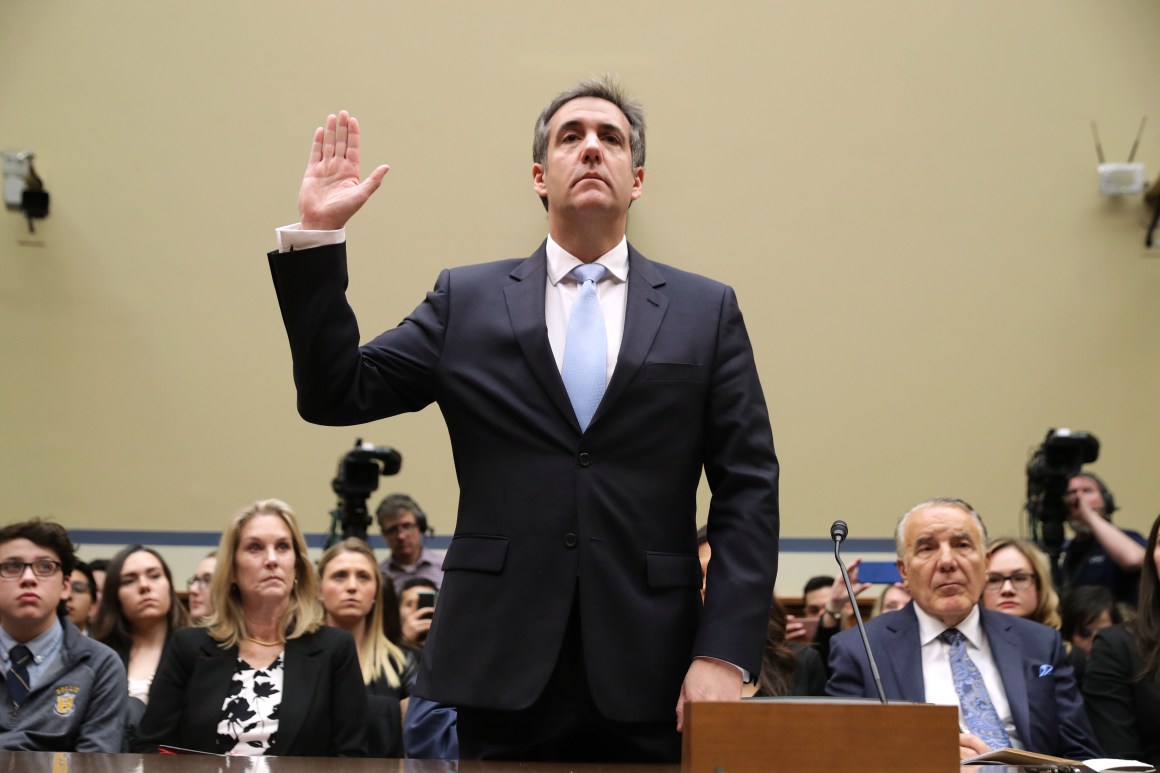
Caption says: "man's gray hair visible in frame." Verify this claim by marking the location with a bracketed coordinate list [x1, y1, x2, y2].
[532, 75, 647, 172]
[894, 497, 988, 558]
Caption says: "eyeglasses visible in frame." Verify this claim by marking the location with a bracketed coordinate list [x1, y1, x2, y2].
[382, 522, 418, 537]
[0, 559, 63, 579]
[186, 574, 213, 590]
[70, 581, 91, 595]
[984, 572, 1037, 591]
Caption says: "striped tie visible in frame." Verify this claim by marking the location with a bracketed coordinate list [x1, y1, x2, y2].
[7, 644, 32, 708]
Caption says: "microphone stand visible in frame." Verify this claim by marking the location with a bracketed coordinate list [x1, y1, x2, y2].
[832, 521, 888, 704]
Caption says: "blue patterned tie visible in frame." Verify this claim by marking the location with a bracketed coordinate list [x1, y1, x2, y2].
[940, 628, 1011, 750]
[7, 644, 32, 708]
[562, 263, 609, 431]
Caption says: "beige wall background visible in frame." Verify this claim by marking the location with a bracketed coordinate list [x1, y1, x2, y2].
[2, 1, 1158, 589]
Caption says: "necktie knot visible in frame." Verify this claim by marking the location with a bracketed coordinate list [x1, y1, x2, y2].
[939, 628, 964, 647]
[9, 645, 31, 666]
[571, 263, 607, 286]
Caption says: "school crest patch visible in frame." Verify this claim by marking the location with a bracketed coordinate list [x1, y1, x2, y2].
[53, 685, 79, 716]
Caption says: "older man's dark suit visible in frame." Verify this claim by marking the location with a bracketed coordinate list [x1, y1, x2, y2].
[827, 603, 1101, 759]
[268, 240, 779, 724]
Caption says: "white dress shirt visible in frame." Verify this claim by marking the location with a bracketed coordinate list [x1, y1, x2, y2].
[914, 604, 1022, 749]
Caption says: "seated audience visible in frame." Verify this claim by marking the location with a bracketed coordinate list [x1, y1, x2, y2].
[828, 498, 1101, 761]
[319, 538, 417, 757]
[65, 560, 97, 635]
[1061, 585, 1121, 690]
[1061, 473, 1146, 605]
[92, 545, 190, 705]
[983, 537, 1061, 629]
[399, 577, 437, 651]
[0, 519, 126, 752]
[1082, 512, 1160, 766]
[135, 499, 367, 756]
[376, 494, 443, 595]
[871, 583, 911, 617]
[186, 551, 217, 624]
[746, 594, 825, 698]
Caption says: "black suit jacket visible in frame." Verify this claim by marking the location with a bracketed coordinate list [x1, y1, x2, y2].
[267, 241, 780, 722]
[134, 626, 367, 756]
[827, 604, 1101, 759]
[1084, 625, 1160, 765]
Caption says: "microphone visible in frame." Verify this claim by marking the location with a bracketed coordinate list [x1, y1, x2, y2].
[830, 520, 888, 704]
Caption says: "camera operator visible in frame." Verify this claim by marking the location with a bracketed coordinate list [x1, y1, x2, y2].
[1060, 473, 1146, 605]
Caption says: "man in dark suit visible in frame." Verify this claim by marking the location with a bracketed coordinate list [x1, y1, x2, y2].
[266, 77, 779, 762]
[827, 498, 1101, 762]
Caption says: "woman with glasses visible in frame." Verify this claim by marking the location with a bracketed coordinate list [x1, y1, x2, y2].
[982, 537, 1061, 628]
[134, 499, 367, 757]
[92, 545, 190, 705]
[186, 551, 217, 623]
[318, 538, 416, 756]
[1083, 512, 1160, 766]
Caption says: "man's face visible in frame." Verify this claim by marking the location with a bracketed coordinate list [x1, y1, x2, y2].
[381, 510, 422, 565]
[897, 505, 987, 627]
[65, 569, 94, 629]
[802, 587, 830, 618]
[532, 97, 644, 220]
[0, 538, 69, 637]
[1065, 476, 1106, 532]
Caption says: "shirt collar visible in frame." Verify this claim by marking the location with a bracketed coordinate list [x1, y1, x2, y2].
[546, 235, 629, 286]
[915, 603, 983, 648]
[0, 616, 64, 664]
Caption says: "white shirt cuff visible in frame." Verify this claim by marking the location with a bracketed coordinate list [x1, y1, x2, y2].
[275, 223, 346, 253]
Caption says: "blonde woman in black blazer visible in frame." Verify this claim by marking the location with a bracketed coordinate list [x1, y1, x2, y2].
[135, 500, 367, 756]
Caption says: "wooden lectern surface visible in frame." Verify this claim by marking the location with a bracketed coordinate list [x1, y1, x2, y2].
[0, 751, 1071, 772]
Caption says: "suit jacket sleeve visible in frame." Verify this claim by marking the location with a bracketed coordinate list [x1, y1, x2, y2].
[267, 243, 446, 425]
[825, 628, 875, 698]
[1083, 626, 1145, 761]
[1044, 630, 1103, 760]
[132, 629, 198, 752]
[74, 642, 128, 753]
[694, 284, 780, 675]
[321, 629, 370, 757]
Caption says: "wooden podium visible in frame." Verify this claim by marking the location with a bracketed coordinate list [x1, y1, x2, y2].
[681, 698, 960, 773]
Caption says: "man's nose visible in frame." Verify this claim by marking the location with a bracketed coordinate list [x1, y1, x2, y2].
[581, 132, 602, 162]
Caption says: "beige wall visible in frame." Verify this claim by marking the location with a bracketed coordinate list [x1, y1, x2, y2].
[2, 2, 1158, 589]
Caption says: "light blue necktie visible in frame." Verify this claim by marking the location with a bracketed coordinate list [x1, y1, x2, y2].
[940, 628, 1011, 750]
[562, 263, 608, 431]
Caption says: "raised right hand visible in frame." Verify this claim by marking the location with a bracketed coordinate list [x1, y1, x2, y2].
[298, 110, 390, 231]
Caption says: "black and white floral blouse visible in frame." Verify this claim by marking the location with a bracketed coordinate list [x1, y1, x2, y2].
[216, 653, 284, 755]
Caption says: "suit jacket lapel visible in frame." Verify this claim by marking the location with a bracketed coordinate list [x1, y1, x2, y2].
[504, 244, 578, 428]
[591, 245, 668, 427]
[884, 605, 927, 703]
[195, 635, 239, 752]
[276, 633, 323, 753]
[982, 608, 1031, 745]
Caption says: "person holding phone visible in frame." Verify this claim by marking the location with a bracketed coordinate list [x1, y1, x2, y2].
[399, 578, 437, 650]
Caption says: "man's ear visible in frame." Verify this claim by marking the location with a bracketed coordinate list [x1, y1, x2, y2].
[630, 166, 645, 201]
[532, 163, 547, 198]
[896, 557, 909, 585]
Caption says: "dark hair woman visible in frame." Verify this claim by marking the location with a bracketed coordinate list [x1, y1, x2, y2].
[1082, 512, 1160, 766]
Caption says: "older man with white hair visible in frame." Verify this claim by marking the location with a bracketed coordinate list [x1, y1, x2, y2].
[827, 498, 1101, 761]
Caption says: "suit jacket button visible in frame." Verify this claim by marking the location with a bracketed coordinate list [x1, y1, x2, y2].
[577, 452, 591, 467]
[564, 533, 578, 548]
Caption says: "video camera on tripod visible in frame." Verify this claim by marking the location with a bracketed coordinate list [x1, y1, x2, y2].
[328, 438, 402, 546]
[1025, 428, 1099, 562]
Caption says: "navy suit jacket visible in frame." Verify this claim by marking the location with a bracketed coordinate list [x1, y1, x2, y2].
[827, 603, 1101, 760]
[267, 241, 780, 722]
